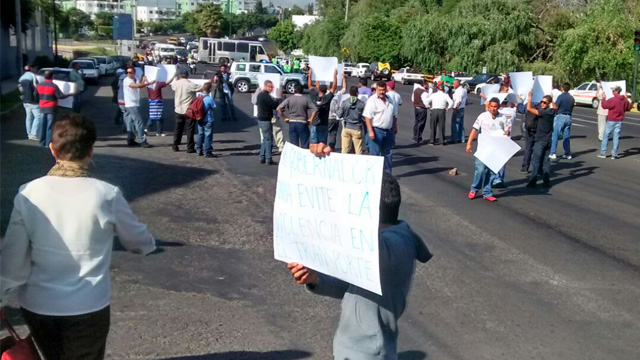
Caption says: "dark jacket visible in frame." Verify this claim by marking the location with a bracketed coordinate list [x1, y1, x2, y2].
[336, 96, 365, 130]
[256, 91, 279, 121]
[18, 72, 38, 104]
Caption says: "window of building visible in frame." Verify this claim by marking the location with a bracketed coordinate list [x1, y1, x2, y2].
[222, 42, 236, 52]
[236, 42, 249, 52]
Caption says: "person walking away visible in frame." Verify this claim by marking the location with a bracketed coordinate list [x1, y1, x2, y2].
[122, 68, 155, 148]
[171, 69, 203, 152]
[386, 80, 402, 112]
[549, 82, 575, 160]
[422, 83, 452, 145]
[466, 98, 509, 202]
[256, 80, 281, 165]
[328, 72, 349, 150]
[195, 82, 218, 158]
[337, 86, 366, 154]
[1, 114, 156, 360]
[596, 84, 609, 141]
[213, 64, 238, 122]
[146, 72, 176, 137]
[598, 86, 632, 159]
[411, 79, 429, 143]
[36, 70, 73, 148]
[492, 100, 517, 187]
[111, 68, 126, 128]
[69, 62, 85, 113]
[277, 84, 317, 149]
[551, 82, 562, 103]
[364, 81, 398, 174]
[308, 68, 337, 149]
[18, 64, 40, 141]
[520, 101, 539, 174]
[450, 79, 467, 144]
[287, 173, 432, 360]
[526, 91, 556, 187]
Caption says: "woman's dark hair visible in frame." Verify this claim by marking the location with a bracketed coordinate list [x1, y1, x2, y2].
[379, 173, 401, 224]
[51, 114, 97, 161]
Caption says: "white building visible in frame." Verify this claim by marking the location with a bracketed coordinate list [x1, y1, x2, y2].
[292, 15, 319, 29]
[236, 0, 256, 13]
[137, 5, 177, 22]
[65, 0, 130, 15]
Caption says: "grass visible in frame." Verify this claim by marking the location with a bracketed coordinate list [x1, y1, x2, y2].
[0, 89, 22, 113]
[84, 47, 117, 57]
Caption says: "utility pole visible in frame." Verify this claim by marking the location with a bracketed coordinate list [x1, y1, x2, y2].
[633, 30, 640, 103]
[52, 0, 58, 65]
[15, 0, 23, 75]
[345, 0, 349, 22]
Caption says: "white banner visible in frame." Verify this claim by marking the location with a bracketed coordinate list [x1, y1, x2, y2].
[474, 134, 521, 173]
[52, 80, 77, 109]
[480, 84, 501, 105]
[337, 64, 344, 86]
[144, 65, 159, 89]
[273, 142, 385, 295]
[531, 75, 553, 104]
[257, 74, 281, 97]
[309, 56, 338, 83]
[188, 79, 210, 87]
[601, 80, 626, 100]
[509, 72, 534, 100]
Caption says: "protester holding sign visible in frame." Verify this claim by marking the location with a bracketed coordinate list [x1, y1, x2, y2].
[123, 68, 155, 148]
[36, 70, 74, 148]
[308, 68, 338, 152]
[598, 86, 632, 159]
[287, 173, 432, 360]
[526, 91, 556, 188]
[146, 72, 176, 137]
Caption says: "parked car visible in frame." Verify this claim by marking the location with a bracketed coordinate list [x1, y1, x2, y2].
[569, 81, 600, 108]
[167, 37, 179, 45]
[464, 73, 502, 93]
[352, 63, 371, 77]
[36, 68, 73, 82]
[342, 62, 356, 76]
[392, 67, 424, 85]
[230, 61, 306, 94]
[452, 71, 473, 83]
[368, 62, 392, 81]
[179, 37, 187, 45]
[111, 55, 127, 69]
[68, 60, 100, 83]
[175, 48, 189, 63]
[186, 41, 199, 51]
[92, 56, 115, 76]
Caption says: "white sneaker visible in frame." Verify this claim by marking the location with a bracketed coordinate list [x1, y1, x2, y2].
[562, 155, 572, 160]
[549, 154, 557, 160]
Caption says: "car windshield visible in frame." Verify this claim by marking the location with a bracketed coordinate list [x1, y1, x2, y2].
[95, 57, 106, 64]
[472, 74, 492, 82]
[176, 50, 188, 56]
[74, 62, 95, 69]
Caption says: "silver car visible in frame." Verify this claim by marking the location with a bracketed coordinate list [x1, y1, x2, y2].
[68, 60, 100, 82]
[92, 56, 116, 75]
[229, 62, 306, 94]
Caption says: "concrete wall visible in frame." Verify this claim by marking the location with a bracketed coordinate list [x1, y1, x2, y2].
[0, 9, 52, 80]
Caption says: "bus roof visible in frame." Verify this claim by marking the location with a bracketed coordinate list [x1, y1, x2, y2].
[199, 38, 263, 45]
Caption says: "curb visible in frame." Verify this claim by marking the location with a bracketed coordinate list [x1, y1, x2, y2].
[0, 102, 22, 116]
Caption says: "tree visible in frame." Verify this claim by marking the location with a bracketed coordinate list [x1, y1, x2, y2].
[306, 3, 314, 15]
[270, 20, 300, 53]
[290, 5, 305, 16]
[63, 8, 93, 36]
[93, 11, 113, 27]
[341, 14, 402, 64]
[254, 0, 267, 14]
[181, 11, 201, 36]
[300, 15, 346, 58]
[2, 0, 34, 32]
[194, 3, 225, 37]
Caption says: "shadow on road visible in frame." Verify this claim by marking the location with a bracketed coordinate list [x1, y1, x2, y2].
[399, 350, 428, 360]
[158, 350, 312, 360]
[619, 147, 640, 158]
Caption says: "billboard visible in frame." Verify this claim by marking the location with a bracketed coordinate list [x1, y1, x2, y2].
[113, 14, 133, 40]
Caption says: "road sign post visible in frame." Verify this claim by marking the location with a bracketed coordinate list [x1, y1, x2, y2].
[634, 30, 640, 103]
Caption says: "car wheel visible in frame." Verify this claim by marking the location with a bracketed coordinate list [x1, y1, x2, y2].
[235, 80, 250, 93]
[592, 98, 599, 109]
[285, 81, 297, 94]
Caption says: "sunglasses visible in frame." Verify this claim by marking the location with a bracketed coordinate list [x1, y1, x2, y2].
[540, 101, 549, 105]
[127, 71, 134, 74]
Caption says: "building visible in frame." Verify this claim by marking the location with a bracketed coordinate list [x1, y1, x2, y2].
[292, 15, 319, 30]
[236, 0, 256, 14]
[1, 7, 52, 80]
[60, 0, 133, 15]
[137, 5, 177, 22]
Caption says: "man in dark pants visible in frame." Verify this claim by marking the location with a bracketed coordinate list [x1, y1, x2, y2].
[412, 79, 429, 143]
[520, 104, 539, 173]
[213, 64, 237, 122]
[256, 80, 281, 165]
[526, 91, 556, 187]
[171, 69, 204, 152]
[277, 84, 317, 149]
[422, 83, 452, 145]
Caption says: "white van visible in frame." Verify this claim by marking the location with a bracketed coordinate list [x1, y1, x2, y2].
[154, 44, 176, 59]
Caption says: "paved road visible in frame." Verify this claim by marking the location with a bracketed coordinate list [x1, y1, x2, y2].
[1, 66, 639, 360]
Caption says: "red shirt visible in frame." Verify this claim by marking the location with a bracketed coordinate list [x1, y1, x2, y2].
[147, 81, 168, 100]
[601, 94, 632, 121]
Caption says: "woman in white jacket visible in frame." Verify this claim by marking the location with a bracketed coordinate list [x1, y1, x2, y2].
[1, 114, 156, 360]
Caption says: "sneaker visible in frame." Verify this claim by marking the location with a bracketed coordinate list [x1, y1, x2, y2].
[519, 169, 529, 174]
[611, 155, 617, 160]
[28, 136, 39, 141]
[259, 159, 266, 164]
[160, 133, 167, 137]
[492, 182, 505, 188]
[172, 146, 179, 152]
[562, 154, 572, 160]
[267, 160, 278, 165]
[186, 149, 197, 154]
[205, 153, 218, 158]
[597, 154, 607, 159]
[197, 152, 203, 156]
[140, 142, 153, 148]
[127, 140, 140, 147]
[483, 196, 497, 202]
[549, 153, 557, 160]
[468, 190, 476, 200]
[144, 129, 148, 134]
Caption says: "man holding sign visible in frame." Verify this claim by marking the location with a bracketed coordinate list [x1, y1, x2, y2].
[599, 86, 633, 159]
[36, 71, 75, 148]
[286, 173, 432, 360]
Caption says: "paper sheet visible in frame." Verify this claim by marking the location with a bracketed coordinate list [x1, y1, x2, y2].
[484, 92, 511, 105]
[189, 79, 210, 87]
[159, 64, 177, 82]
[337, 64, 344, 86]
[474, 134, 521, 174]
[134, 67, 143, 82]
[309, 56, 338, 83]
[601, 80, 626, 100]
[531, 75, 553, 104]
[480, 84, 501, 105]
[509, 72, 534, 100]
[257, 74, 281, 97]
[52, 80, 77, 109]
[273, 142, 385, 295]
[144, 65, 159, 89]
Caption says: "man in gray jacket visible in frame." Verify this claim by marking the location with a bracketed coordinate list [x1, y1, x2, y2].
[287, 173, 432, 360]
[336, 86, 366, 154]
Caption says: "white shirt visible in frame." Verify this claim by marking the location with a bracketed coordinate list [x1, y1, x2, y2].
[363, 95, 395, 129]
[472, 111, 508, 136]
[123, 77, 140, 107]
[498, 107, 516, 137]
[387, 91, 402, 113]
[423, 91, 453, 110]
[452, 86, 467, 109]
[1, 176, 156, 316]
[552, 89, 562, 103]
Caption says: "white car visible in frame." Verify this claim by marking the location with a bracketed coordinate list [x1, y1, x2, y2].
[352, 63, 370, 77]
[36, 68, 73, 83]
[68, 60, 100, 82]
[342, 62, 356, 76]
[569, 81, 599, 108]
[92, 56, 115, 76]
[392, 67, 424, 85]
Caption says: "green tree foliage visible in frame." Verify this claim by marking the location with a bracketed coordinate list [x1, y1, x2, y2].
[341, 14, 402, 64]
[194, 3, 225, 37]
[306, 3, 314, 15]
[270, 20, 300, 53]
[291, 5, 306, 16]
[60, 8, 94, 37]
[300, 15, 347, 58]
[2, 0, 35, 32]
[181, 11, 202, 36]
[93, 11, 114, 27]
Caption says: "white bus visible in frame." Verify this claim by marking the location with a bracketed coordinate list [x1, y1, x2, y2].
[198, 38, 269, 65]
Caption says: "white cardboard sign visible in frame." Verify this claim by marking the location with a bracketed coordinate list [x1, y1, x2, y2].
[52, 80, 77, 109]
[474, 134, 521, 173]
[509, 72, 534, 100]
[273, 142, 385, 295]
[601, 80, 626, 100]
[257, 74, 281, 97]
[531, 75, 553, 104]
[480, 84, 501, 105]
[309, 56, 338, 83]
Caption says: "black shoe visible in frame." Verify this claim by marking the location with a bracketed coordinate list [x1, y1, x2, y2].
[197, 152, 204, 156]
[492, 182, 505, 188]
[542, 181, 551, 188]
[205, 153, 218, 158]
[141, 142, 153, 148]
[186, 149, 196, 154]
[172, 146, 179, 152]
[519, 169, 529, 174]
[127, 140, 140, 147]
[526, 181, 537, 188]
[267, 160, 278, 165]
[260, 159, 266, 164]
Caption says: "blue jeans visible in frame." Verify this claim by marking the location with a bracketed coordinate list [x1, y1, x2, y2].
[196, 121, 214, 155]
[289, 121, 309, 149]
[72, 92, 82, 113]
[494, 166, 506, 185]
[368, 127, 395, 174]
[217, 92, 237, 121]
[39, 113, 55, 147]
[471, 158, 496, 197]
[23, 103, 41, 138]
[550, 114, 571, 156]
[310, 125, 329, 144]
[124, 106, 147, 143]
[258, 120, 273, 162]
[600, 121, 622, 157]
[450, 108, 465, 143]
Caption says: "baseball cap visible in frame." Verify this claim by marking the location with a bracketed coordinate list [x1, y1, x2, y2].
[116, 68, 125, 75]
[613, 85, 623, 93]
[386, 81, 395, 90]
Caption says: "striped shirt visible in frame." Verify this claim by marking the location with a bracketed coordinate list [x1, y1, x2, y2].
[37, 80, 65, 114]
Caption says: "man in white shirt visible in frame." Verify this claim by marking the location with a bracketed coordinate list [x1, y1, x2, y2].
[123, 67, 155, 148]
[422, 83, 453, 145]
[364, 81, 398, 174]
[492, 101, 517, 187]
[450, 79, 467, 144]
[465, 97, 509, 202]
[551, 82, 562, 103]
[171, 69, 203, 152]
